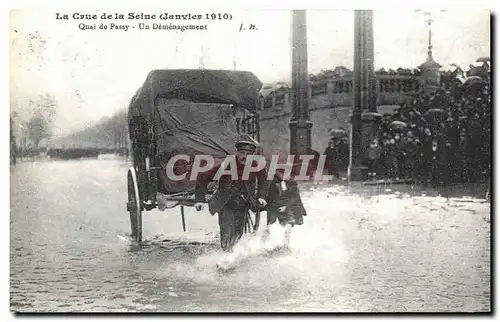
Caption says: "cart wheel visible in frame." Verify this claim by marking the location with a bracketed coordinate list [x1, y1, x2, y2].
[127, 167, 142, 243]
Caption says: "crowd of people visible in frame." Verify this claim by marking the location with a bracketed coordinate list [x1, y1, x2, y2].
[324, 68, 491, 184]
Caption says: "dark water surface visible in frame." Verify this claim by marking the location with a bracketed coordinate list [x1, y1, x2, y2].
[10, 158, 491, 312]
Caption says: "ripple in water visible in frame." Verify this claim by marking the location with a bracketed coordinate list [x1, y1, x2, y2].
[10, 161, 490, 312]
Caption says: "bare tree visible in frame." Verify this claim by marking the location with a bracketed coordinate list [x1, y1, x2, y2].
[10, 116, 17, 164]
[26, 93, 57, 149]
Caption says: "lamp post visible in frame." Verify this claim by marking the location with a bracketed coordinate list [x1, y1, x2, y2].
[415, 10, 445, 91]
[289, 10, 312, 156]
[415, 10, 446, 56]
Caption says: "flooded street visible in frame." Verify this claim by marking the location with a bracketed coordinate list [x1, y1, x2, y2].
[10, 158, 491, 312]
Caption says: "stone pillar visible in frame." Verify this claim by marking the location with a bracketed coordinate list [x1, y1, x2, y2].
[289, 120, 313, 155]
[375, 79, 380, 104]
[289, 10, 312, 155]
[360, 111, 382, 157]
[349, 10, 381, 182]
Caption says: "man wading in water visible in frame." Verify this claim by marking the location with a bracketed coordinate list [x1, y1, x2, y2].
[193, 134, 269, 252]
[262, 168, 307, 252]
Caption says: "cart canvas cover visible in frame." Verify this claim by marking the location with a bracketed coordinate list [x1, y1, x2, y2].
[128, 69, 262, 194]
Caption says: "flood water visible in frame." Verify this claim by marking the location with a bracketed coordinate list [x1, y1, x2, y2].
[10, 157, 491, 312]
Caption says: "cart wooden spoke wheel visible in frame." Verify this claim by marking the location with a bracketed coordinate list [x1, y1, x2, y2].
[127, 167, 142, 243]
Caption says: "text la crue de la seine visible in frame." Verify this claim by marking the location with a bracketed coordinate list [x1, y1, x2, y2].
[55, 12, 232, 20]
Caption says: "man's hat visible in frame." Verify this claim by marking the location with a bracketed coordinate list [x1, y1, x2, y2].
[235, 134, 259, 151]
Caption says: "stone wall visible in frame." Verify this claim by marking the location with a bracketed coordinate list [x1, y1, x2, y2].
[255, 75, 420, 153]
[259, 75, 421, 110]
[258, 103, 397, 154]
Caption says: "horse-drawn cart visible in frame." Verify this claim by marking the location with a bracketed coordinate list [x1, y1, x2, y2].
[126, 69, 263, 246]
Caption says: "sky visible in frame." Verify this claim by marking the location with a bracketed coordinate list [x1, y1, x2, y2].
[9, 9, 490, 137]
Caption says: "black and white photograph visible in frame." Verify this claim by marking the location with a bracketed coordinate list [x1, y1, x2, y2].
[7, 3, 492, 314]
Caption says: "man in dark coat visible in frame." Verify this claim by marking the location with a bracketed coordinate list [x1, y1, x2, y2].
[324, 140, 341, 179]
[366, 138, 382, 180]
[262, 168, 307, 252]
[426, 138, 448, 184]
[194, 134, 269, 251]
